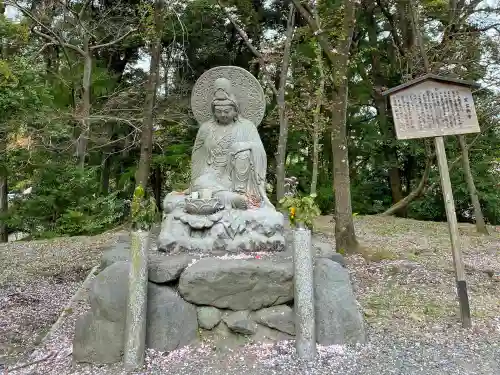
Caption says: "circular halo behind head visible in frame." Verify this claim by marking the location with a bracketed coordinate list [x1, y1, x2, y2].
[191, 66, 266, 127]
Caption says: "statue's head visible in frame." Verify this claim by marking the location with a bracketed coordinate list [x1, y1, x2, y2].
[211, 78, 239, 125]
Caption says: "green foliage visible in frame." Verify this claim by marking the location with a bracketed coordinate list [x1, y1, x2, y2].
[131, 185, 159, 231]
[315, 185, 335, 214]
[279, 193, 321, 230]
[7, 163, 126, 237]
[3, 0, 500, 242]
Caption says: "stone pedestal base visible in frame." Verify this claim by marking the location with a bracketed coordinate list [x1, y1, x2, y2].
[73, 238, 365, 365]
[158, 207, 286, 254]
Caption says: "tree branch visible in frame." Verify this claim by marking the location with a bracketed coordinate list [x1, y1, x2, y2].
[78, 0, 92, 19]
[290, 0, 338, 67]
[32, 28, 86, 56]
[34, 42, 57, 58]
[380, 153, 433, 216]
[90, 28, 137, 50]
[216, 0, 279, 97]
[375, 0, 406, 57]
[7, 0, 78, 63]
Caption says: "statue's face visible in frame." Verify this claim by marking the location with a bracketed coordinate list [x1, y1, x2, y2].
[213, 105, 237, 125]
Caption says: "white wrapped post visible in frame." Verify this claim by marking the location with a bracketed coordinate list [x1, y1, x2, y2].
[293, 223, 317, 359]
[124, 230, 149, 371]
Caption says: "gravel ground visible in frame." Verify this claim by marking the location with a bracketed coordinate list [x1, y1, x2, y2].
[1, 216, 499, 374]
[0, 232, 119, 368]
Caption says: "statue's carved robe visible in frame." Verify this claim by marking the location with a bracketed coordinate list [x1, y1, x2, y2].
[190, 117, 268, 205]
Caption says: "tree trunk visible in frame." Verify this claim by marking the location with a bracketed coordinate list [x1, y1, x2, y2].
[331, 0, 359, 253]
[153, 166, 163, 210]
[331, 86, 358, 253]
[0, 136, 7, 243]
[275, 4, 295, 202]
[375, 93, 405, 214]
[458, 135, 488, 234]
[292, 0, 359, 252]
[365, 3, 405, 214]
[0, 3, 8, 242]
[381, 154, 432, 216]
[77, 43, 92, 168]
[135, 0, 162, 189]
[100, 154, 111, 195]
[310, 8, 325, 196]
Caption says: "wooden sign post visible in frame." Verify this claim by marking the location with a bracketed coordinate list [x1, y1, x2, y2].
[383, 74, 480, 328]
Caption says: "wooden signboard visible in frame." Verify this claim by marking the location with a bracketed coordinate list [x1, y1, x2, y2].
[383, 74, 481, 140]
[383, 74, 481, 329]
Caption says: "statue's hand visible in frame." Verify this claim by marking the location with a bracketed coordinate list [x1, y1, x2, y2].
[230, 142, 252, 156]
[231, 194, 248, 210]
[215, 191, 248, 210]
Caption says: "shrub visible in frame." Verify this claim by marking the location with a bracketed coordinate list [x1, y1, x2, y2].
[7, 163, 126, 237]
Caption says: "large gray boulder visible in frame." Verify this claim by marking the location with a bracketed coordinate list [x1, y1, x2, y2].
[146, 283, 198, 351]
[312, 238, 346, 267]
[90, 261, 129, 322]
[74, 262, 199, 364]
[100, 248, 194, 285]
[73, 312, 125, 364]
[148, 254, 193, 283]
[100, 243, 130, 270]
[314, 258, 366, 345]
[178, 258, 294, 310]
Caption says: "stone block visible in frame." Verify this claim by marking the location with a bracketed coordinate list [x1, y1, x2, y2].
[197, 306, 222, 330]
[100, 243, 130, 270]
[146, 283, 198, 352]
[254, 305, 295, 335]
[178, 258, 294, 310]
[148, 254, 193, 283]
[89, 261, 129, 323]
[73, 312, 124, 364]
[222, 310, 257, 335]
[314, 258, 366, 345]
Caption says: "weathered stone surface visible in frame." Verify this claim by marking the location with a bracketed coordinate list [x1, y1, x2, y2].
[73, 312, 124, 364]
[312, 238, 346, 267]
[200, 321, 247, 351]
[146, 283, 198, 352]
[78, 262, 198, 364]
[123, 231, 149, 371]
[314, 258, 366, 345]
[148, 254, 193, 283]
[294, 227, 316, 359]
[222, 311, 258, 335]
[197, 306, 222, 330]
[100, 242, 130, 270]
[158, 67, 285, 255]
[253, 324, 294, 343]
[326, 252, 347, 268]
[178, 258, 294, 310]
[90, 261, 129, 322]
[254, 305, 295, 335]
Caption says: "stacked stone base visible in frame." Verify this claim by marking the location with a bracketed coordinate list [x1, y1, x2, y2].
[73, 241, 365, 364]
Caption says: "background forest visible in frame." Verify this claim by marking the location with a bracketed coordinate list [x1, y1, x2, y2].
[0, 0, 499, 244]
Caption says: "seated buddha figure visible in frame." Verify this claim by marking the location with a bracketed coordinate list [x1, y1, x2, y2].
[158, 68, 285, 253]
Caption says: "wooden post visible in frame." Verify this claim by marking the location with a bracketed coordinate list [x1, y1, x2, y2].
[434, 136, 471, 328]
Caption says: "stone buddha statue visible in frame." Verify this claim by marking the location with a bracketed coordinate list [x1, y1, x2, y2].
[190, 77, 273, 210]
[158, 66, 285, 254]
